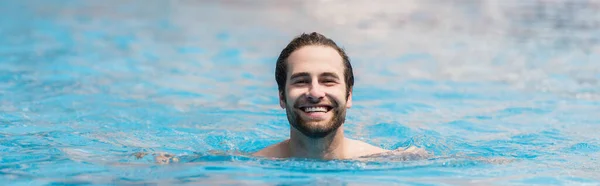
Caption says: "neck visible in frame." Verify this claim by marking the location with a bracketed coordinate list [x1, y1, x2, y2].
[288, 126, 346, 159]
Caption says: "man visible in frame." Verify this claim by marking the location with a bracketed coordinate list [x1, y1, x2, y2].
[253, 32, 428, 160]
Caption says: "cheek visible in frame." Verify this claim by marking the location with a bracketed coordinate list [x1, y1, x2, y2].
[283, 89, 299, 104]
[329, 87, 347, 99]
[286, 87, 304, 98]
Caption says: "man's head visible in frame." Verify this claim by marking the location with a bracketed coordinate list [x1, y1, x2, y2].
[275, 32, 355, 138]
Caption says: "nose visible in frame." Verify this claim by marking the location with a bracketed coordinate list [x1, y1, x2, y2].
[307, 83, 325, 102]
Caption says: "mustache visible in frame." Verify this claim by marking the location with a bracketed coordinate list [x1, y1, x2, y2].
[292, 95, 339, 109]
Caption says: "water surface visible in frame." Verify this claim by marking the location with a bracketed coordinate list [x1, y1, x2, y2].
[1, 0, 599, 185]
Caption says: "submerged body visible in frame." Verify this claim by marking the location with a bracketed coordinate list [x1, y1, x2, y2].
[253, 137, 428, 160]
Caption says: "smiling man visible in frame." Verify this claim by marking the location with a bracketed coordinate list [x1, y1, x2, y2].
[253, 32, 428, 160]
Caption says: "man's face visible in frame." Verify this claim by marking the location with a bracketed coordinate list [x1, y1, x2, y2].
[280, 45, 353, 138]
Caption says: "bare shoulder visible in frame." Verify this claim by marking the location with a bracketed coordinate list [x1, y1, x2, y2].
[372, 146, 430, 160]
[354, 145, 430, 161]
[346, 138, 390, 158]
[399, 146, 428, 154]
[252, 140, 290, 158]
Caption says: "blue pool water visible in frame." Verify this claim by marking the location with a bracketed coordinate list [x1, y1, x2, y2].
[1, 0, 600, 185]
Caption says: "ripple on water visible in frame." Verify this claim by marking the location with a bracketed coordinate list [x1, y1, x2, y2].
[564, 142, 600, 154]
[1, 0, 599, 185]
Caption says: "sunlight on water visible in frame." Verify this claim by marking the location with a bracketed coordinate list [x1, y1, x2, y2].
[1, 0, 599, 185]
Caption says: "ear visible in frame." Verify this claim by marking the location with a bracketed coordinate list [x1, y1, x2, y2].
[346, 91, 353, 108]
[279, 91, 286, 109]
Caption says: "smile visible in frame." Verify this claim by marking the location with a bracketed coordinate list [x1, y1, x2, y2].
[299, 106, 333, 113]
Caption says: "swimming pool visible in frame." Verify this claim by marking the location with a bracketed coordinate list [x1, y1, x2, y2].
[1, 0, 599, 185]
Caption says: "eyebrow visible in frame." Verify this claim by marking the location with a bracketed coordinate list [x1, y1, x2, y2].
[290, 72, 340, 80]
[320, 72, 340, 80]
[290, 72, 310, 80]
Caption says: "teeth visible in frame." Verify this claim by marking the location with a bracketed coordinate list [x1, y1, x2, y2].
[304, 107, 328, 112]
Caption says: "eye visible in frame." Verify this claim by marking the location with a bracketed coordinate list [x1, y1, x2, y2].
[293, 79, 309, 85]
[322, 79, 338, 85]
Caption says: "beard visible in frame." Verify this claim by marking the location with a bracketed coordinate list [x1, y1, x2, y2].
[285, 95, 347, 139]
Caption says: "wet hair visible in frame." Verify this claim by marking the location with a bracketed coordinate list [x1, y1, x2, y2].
[275, 32, 354, 98]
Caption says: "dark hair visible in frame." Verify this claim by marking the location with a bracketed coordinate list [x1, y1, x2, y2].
[275, 32, 354, 98]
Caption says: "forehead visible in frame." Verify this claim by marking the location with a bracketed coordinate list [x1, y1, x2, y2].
[286, 45, 344, 77]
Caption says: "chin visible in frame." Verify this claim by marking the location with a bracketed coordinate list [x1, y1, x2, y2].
[303, 121, 329, 128]
[304, 120, 336, 130]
